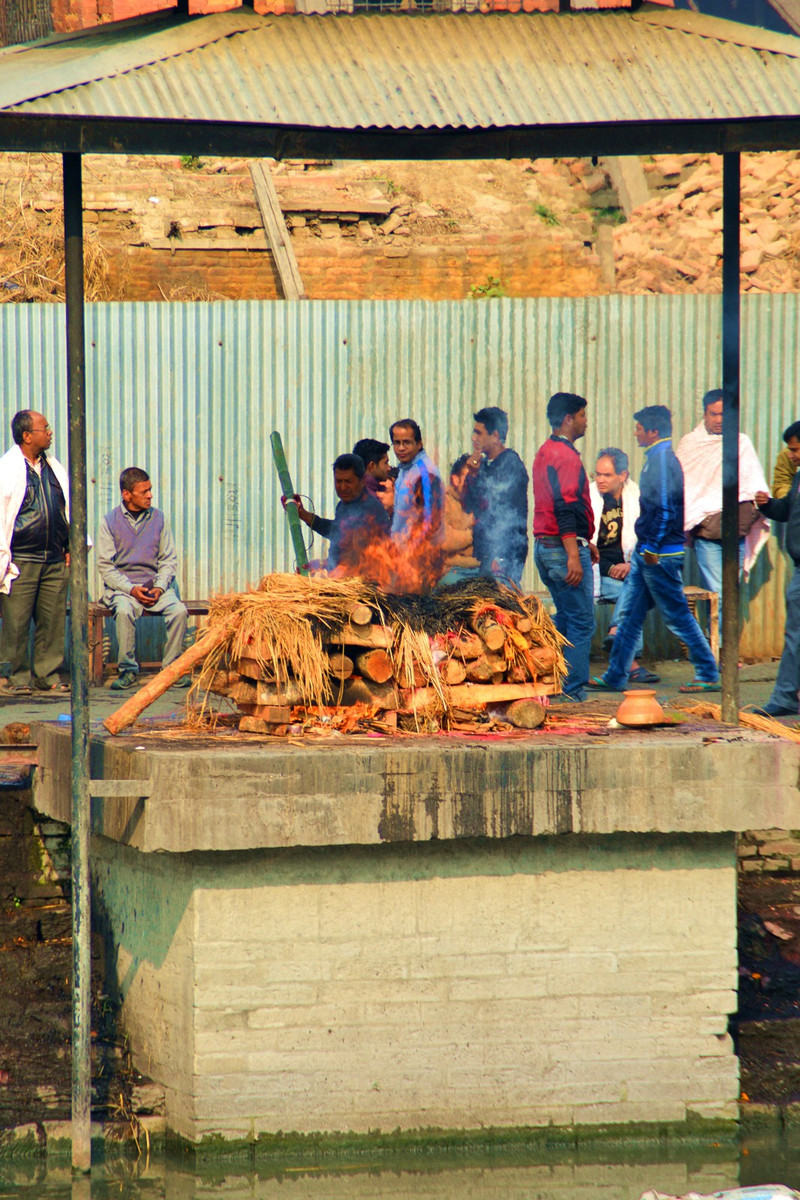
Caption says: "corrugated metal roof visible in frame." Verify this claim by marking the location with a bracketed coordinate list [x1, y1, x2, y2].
[3, 6, 800, 131]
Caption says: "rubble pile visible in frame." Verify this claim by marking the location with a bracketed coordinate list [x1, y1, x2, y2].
[614, 151, 800, 294]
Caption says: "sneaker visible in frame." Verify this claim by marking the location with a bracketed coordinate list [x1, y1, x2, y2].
[110, 669, 138, 691]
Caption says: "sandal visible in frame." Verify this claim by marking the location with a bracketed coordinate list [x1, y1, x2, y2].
[678, 680, 721, 693]
[35, 681, 70, 693]
[586, 676, 624, 692]
[0, 682, 32, 696]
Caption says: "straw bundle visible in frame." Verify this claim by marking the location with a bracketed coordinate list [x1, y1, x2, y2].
[679, 701, 800, 744]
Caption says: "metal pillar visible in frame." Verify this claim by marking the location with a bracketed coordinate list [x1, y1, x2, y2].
[63, 152, 92, 1174]
[720, 152, 741, 724]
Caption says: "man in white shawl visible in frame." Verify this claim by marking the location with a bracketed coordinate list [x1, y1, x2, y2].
[676, 389, 769, 647]
[590, 447, 658, 684]
[0, 411, 70, 695]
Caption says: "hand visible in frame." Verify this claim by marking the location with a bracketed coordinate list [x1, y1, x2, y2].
[609, 562, 630, 580]
[131, 584, 157, 607]
[564, 544, 583, 586]
[755, 491, 771, 507]
[589, 542, 600, 566]
[378, 478, 395, 513]
[283, 493, 312, 525]
[466, 454, 481, 472]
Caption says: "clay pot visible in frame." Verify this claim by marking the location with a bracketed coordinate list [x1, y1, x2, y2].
[615, 689, 664, 727]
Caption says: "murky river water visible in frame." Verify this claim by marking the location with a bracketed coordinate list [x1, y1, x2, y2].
[1, 1138, 799, 1200]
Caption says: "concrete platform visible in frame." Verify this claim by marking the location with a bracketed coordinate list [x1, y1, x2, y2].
[32, 717, 800, 1144]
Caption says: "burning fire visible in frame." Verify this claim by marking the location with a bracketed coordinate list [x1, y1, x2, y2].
[322, 513, 444, 595]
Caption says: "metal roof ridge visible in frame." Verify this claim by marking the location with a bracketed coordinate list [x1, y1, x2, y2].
[0, 10, 267, 112]
[632, 3, 800, 58]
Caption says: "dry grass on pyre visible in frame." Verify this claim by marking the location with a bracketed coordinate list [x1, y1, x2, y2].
[0, 203, 113, 303]
[193, 572, 567, 722]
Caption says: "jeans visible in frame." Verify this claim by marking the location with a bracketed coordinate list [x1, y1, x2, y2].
[604, 551, 719, 690]
[481, 558, 526, 588]
[598, 573, 643, 658]
[692, 537, 745, 640]
[534, 540, 595, 701]
[106, 588, 188, 673]
[438, 565, 481, 587]
[766, 561, 800, 713]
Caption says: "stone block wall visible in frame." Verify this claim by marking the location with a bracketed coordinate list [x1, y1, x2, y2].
[738, 830, 800, 874]
[92, 833, 739, 1142]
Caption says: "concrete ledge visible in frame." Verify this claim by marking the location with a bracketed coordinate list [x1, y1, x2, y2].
[35, 725, 800, 853]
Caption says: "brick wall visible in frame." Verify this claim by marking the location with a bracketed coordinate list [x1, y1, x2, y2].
[93, 833, 739, 1141]
[738, 830, 800, 874]
[105, 241, 603, 302]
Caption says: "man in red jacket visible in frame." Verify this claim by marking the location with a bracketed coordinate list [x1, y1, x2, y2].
[532, 392, 598, 702]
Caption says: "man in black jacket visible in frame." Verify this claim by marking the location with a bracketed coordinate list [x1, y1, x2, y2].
[755, 420, 800, 716]
[588, 405, 720, 694]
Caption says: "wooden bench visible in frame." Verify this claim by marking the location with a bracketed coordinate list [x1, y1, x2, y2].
[682, 584, 719, 661]
[88, 600, 209, 686]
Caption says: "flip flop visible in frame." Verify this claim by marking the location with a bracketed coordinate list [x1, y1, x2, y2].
[678, 680, 721, 693]
[0, 684, 32, 696]
[628, 667, 661, 684]
[586, 677, 624, 692]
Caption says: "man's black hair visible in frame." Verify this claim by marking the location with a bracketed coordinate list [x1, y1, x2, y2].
[634, 405, 672, 438]
[353, 438, 389, 469]
[473, 407, 508, 443]
[783, 420, 800, 444]
[120, 466, 150, 493]
[450, 452, 471, 478]
[390, 419, 422, 444]
[546, 392, 587, 429]
[333, 453, 366, 479]
[702, 388, 724, 411]
[11, 411, 34, 446]
[596, 447, 629, 474]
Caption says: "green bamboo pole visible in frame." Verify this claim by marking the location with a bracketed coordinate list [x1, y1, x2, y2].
[271, 431, 309, 574]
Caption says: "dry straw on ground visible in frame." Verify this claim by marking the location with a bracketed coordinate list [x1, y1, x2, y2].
[0, 202, 112, 303]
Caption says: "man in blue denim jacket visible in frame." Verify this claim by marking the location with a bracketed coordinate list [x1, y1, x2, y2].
[588, 405, 720, 695]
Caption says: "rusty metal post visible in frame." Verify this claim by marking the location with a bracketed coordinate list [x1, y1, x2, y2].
[721, 151, 740, 724]
[63, 152, 92, 1174]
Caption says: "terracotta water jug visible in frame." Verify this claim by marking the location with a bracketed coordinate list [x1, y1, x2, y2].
[615, 689, 664, 727]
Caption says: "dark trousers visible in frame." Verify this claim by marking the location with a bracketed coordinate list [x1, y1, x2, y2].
[0, 559, 68, 688]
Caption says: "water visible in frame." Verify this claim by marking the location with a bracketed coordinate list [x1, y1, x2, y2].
[1, 1138, 799, 1200]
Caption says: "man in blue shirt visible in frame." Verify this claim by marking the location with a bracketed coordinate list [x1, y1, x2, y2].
[389, 419, 443, 547]
[588, 405, 720, 694]
[289, 453, 389, 576]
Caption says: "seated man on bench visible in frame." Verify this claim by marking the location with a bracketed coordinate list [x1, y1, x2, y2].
[96, 467, 189, 691]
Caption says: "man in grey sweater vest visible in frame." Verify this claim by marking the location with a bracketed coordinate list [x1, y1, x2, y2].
[755, 420, 800, 717]
[96, 467, 189, 691]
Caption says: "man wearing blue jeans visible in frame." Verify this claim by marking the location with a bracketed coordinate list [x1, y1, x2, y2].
[754, 421, 800, 717]
[588, 405, 720, 695]
[532, 392, 598, 702]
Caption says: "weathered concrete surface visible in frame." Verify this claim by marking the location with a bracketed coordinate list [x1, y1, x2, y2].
[31, 725, 797, 1142]
[34, 725, 800, 853]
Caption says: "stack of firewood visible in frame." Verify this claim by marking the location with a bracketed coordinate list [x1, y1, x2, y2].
[206, 599, 562, 735]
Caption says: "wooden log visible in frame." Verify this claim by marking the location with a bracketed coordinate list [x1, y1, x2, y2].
[515, 616, 533, 634]
[466, 656, 494, 683]
[505, 699, 547, 729]
[399, 681, 558, 711]
[446, 631, 484, 660]
[355, 649, 394, 684]
[326, 652, 354, 680]
[508, 663, 531, 684]
[472, 615, 505, 652]
[235, 655, 289, 683]
[206, 669, 234, 696]
[103, 621, 234, 735]
[330, 623, 393, 649]
[342, 678, 399, 710]
[439, 657, 467, 686]
[239, 716, 289, 735]
[526, 645, 557, 673]
[238, 705, 293, 723]
[232, 680, 303, 706]
[348, 602, 374, 627]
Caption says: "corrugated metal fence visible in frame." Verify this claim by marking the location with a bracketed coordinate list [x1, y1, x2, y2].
[1, 295, 797, 658]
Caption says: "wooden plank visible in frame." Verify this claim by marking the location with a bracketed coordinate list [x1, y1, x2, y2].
[250, 161, 305, 301]
[399, 681, 559, 711]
